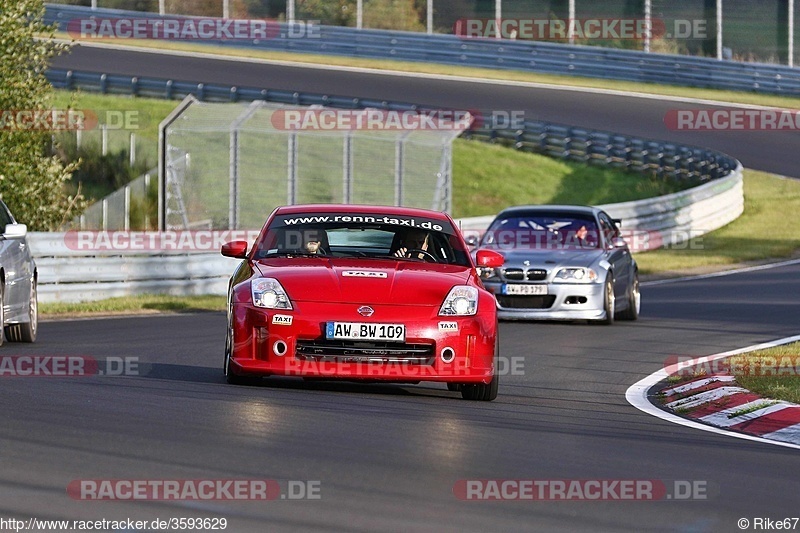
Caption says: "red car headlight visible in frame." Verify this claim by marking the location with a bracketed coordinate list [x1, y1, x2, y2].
[251, 278, 293, 309]
[439, 286, 478, 316]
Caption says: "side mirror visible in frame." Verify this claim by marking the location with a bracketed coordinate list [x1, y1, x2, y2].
[4, 223, 27, 239]
[221, 240, 248, 259]
[476, 249, 504, 268]
[464, 234, 479, 247]
[612, 237, 628, 249]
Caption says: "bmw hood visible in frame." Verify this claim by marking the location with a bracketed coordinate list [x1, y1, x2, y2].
[254, 258, 471, 306]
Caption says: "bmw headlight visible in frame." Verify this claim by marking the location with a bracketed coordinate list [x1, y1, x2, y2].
[554, 267, 598, 283]
[477, 266, 497, 280]
[439, 286, 478, 316]
[252, 278, 293, 309]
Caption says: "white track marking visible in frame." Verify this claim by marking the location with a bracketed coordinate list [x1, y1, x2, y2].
[625, 334, 800, 450]
[763, 423, 800, 443]
[660, 375, 735, 397]
[664, 386, 749, 410]
[699, 401, 789, 427]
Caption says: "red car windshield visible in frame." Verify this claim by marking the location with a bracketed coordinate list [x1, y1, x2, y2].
[255, 212, 472, 266]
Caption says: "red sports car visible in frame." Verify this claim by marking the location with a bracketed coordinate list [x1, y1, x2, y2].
[220, 204, 504, 400]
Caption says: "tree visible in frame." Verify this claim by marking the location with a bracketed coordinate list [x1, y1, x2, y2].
[0, 0, 85, 230]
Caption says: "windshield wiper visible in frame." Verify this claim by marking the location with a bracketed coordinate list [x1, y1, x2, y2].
[262, 249, 323, 258]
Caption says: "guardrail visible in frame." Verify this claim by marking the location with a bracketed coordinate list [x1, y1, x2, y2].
[45, 3, 800, 95]
[32, 163, 742, 303]
[30, 232, 242, 303]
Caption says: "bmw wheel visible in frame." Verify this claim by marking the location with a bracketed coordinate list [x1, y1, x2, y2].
[599, 275, 615, 325]
[7, 278, 37, 342]
[617, 272, 640, 321]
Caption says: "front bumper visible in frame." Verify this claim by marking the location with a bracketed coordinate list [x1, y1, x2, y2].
[229, 300, 497, 383]
[483, 280, 607, 321]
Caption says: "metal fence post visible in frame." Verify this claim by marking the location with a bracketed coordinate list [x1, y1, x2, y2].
[288, 133, 298, 204]
[144, 173, 151, 230]
[130, 132, 136, 167]
[124, 185, 131, 231]
[101, 124, 108, 156]
[790, 0, 795, 67]
[102, 199, 108, 231]
[343, 133, 353, 203]
[394, 136, 405, 206]
[229, 128, 239, 230]
[568, 0, 575, 45]
[427, 0, 432, 34]
[644, 0, 652, 53]
[717, 0, 723, 60]
[495, 0, 502, 39]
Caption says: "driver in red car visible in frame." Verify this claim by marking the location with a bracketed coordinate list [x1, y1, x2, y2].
[393, 229, 431, 259]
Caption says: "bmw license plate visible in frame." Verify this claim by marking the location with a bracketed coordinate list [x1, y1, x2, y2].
[503, 284, 548, 296]
[326, 322, 405, 342]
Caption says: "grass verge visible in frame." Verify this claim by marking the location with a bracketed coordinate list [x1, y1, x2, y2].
[453, 140, 694, 216]
[55, 35, 800, 110]
[40, 294, 225, 317]
[728, 342, 800, 405]
[635, 170, 800, 276]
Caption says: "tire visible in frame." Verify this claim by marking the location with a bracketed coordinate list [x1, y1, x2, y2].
[446, 383, 461, 392]
[460, 343, 499, 401]
[617, 272, 640, 321]
[6, 278, 37, 343]
[0, 283, 5, 347]
[223, 304, 253, 385]
[460, 373, 498, 401]
[598, 275, 615, 325]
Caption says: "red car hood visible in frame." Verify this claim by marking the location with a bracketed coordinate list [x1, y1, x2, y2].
[254, 258, 471, 306]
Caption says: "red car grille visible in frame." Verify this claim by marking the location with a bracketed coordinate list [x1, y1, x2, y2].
[295, 340, 435, 364]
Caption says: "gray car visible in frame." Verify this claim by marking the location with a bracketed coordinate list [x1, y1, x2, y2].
[0, 200, 37, 344]
[472, 205, 639, 324]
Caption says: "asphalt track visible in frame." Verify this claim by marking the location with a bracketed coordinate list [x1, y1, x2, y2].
[2, 263, 799, 532]
[14, 44, 796, 531]
[52, 44, 800, 177]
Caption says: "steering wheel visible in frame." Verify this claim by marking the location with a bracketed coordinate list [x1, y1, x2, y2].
[402, 248, 437, 262]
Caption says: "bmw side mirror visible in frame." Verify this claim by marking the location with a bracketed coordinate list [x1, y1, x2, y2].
[4, 223, 27, 239]
[612, 237, 628, 249]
